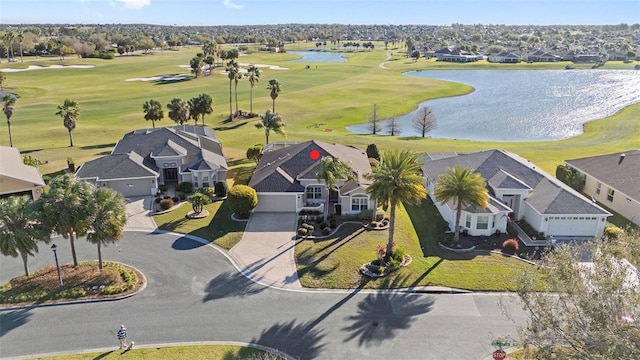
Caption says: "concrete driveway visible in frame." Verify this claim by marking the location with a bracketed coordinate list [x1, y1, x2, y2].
[124, 196, 157, 232]
[229, 212, 301, 289]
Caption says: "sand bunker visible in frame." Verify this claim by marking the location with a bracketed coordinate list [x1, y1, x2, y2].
[126, 74, 189, 82]
[0, 64, 95, 72]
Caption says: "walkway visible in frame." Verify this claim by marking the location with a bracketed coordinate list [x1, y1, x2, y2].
[510, 221, 551, 247]
[229, 212, 302, 289]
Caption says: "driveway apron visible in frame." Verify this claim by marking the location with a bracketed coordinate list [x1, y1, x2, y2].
[230, 212, 301, 289]
[124, 196, 157, 232]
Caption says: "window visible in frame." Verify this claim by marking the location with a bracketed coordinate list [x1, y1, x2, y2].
[351, 195, 369, 212]
[306, 185, 322, 200]
[492, 215, 496, 228]
[477, 215, 489, 230]
[202, 176, 210, 188]
[595, 182, 601, 195]
[607, 188, 615, 202]
[465, 214, 471, 228]
[194, 175, 198, 188]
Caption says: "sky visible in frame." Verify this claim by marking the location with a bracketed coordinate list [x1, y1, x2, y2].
[1, 0, 639, 26]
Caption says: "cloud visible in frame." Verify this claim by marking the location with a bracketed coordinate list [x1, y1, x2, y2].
[223, 0, 245, 9]
[116, 0, 151, 9]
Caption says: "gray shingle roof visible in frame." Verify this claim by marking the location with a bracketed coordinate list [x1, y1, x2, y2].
[76, 153, 158, 180]
[566, 150, 640, 202]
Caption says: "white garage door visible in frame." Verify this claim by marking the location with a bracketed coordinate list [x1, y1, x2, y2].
[254, 193, 297, 212]
[547, 217, 598, 237]
[108, 179, 152, 198]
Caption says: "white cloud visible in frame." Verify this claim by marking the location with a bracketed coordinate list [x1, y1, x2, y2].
[223, 0, 244, 9]
[116, 0, 151, 9]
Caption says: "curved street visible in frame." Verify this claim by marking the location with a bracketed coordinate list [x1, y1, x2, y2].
[0, 231, 526, 360]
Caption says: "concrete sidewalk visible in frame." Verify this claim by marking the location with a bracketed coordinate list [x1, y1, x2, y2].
[124, 196, 157, 232]
[229, 212, 302, 289]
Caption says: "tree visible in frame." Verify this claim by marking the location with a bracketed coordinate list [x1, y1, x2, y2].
[410, 49, 421, 61]
[40, 174, 96, 267]
[366, 150, 427, 259]
[167, 97, 189, 125]
[246, 144, 263, 164]
[227, 184, 258, 219]
[368, 104, 382, 135]
[504, 229, 640, 359]
[233, 66, 243, 115]
[0, 72, 6, 91]
[316, 156, 356, 220]
[0, 196, 51, 276]
[255, 109, 285, 145]
[86, 188, 127, 269]
[412, 106, 437, 137]
[226, 60, 239, 120]
[433, 166, 489, 243]
[190, 93, 213, 126]
[386, 115, 401, 136]
[2, 94, 16, 147]
[245, 65, 261, 114]
[142, 99, 163, 128]
[190, 56, 203, 78]
[55, 99, 80, 147]
[366, 144, 380, 161]
[189, 192, 211, 214]
[266, 79, 282, 113]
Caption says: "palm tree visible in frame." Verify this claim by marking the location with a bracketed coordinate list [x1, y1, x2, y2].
[0, 72, 6, 91]
[189, 192, 211, 214]
[142, 99, 163, 128]
[17, 32, 24, 62]
[4, 32, 15, 60]
[316, 156, 355, 220]
[195, 93, 213, 125]
[226, 60, 239, 120]
[433, 165, 489, 244]
[167, 97, 189, 125]
[267, 79, 282, 113]
[2, 94, 16, 147]
[86, 188, 127, 269]
[40, 174, 96, 267]
[188, 97, 201, 125]
[55, 99, 80, 147]
[245, 65, 261, 114]
[366, 150, 426, 259]
[233, 69, 243, 115]
[255, 109, 285, 145]
[0, 196, 51, 276]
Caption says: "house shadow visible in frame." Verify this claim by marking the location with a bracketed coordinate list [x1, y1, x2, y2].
[249, 319, 326, 360]
[0, 308, 32, 336]
[342, 292, 434, 346]
[80, 142, 116, 150]
[213, 121, 248, 131]
[202, 270, 266, 302]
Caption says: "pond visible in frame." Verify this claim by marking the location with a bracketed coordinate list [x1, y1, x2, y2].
[347, 70, 640, 142]
[287, 51, 349, 63]
[0, 92, 18, 99]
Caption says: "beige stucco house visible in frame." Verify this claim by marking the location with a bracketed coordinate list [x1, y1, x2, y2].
[0, 146, 46, 199]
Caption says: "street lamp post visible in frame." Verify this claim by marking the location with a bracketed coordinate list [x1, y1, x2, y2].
[51, 244, 63, 287]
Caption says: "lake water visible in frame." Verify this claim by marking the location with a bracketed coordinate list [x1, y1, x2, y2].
[347, 70, 640, 142]
[287, 51, 348, 63]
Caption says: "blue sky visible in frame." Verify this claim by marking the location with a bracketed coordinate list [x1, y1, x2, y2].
[2, 0, 639, 26]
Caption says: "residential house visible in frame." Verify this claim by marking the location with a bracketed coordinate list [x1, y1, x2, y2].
[421, 150, 610, 239]
[573, 54, 601, 63]
[433, 47, 482, 62]
[487, 51, 520, 63]
[248, 140, 375, 214]
[565, 150, 640, 227]
[76, 126, 227, 198]
[526, 49, 560, 62]
[0, 146, 46, 200]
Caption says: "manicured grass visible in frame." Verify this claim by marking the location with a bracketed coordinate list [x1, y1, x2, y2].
[38, 345, 280, 359]
[153, 200, 245, 251]
[296, 198, 540, 291]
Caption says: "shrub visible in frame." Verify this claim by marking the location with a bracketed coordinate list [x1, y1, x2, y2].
[329, 220, 337, 229]
[171, 196, 179, 203]
[319, 221, 327, 229]
[154, 197, 161, 204]
[178, 191, 186, 200]
[177, 182, 193, 193]
[605, 225, 624, 239]
[502, 238, 519, 254]
[519, 252, 529, 259]
[67, 157, 75, 172]
[302, 223, 314, 231]
[321, 227, 331, 235]
[391, 246, 406, 262]
[297, 228, 308, 236]
[159, 198, 174, 210]
[227, 184, 258, 218]
[158, 184, 167, 193]
[214, 181, 229, 197]
[375, 209, 386, 221]
[299, 210, 308, 216]
[197, 187, 215, 197]
[315, 215, 324, 223]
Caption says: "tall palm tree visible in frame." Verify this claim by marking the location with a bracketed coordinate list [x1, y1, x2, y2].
[0, 196, 51, 276]
[226, 60, 239, 120]
[2, 94, 16, 147]
[267, 79, 282, 113]
[40, 174, 96, 267]
[4, 32, 15, 60]
[195, 93, 213, 125]
[233, 69, 242, 115]
[87, 188, 127, 269]
[433, 165, 489, 244]
[366, 150, 426, 259]
[55, 99, 80, 147]
[316, 156, 355, 220]
[245, 65, 261, 114]
[166, 97, 189, 125]
[142, 99, 163, 128]
[188, 97, 201, 125]
[17, 32, 24, 62]
[255, 109, 285, 145]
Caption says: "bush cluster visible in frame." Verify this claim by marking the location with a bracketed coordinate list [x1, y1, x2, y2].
[177, 182, 193, 193]
[502, 238, 519, 254]
[159, 198, 174, 210]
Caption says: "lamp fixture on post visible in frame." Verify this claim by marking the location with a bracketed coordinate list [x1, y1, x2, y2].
[51, 244, 63, 287]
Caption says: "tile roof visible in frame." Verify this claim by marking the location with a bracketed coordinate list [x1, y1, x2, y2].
[249, 140, 371, 193]
[565, 150, 640, 202]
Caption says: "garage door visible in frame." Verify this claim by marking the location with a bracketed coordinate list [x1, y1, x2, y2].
[108, 179, 153, 197]
[547, 217, 598, 237]
[254, 193, 297, 212]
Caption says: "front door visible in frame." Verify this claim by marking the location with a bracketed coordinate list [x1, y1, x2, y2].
[163, 168, 178, 182]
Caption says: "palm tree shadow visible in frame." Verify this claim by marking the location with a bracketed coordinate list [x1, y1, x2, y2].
[296, 225, 365, 279]
[342, 293, 434, 346]
[249, 319, 326, 360]
[202, 270, 266, 302]
[91, 350, 115, 359]
[0, 308, 32, 336]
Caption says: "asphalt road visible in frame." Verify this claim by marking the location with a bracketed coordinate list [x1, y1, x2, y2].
[0, 231, 527, 360]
